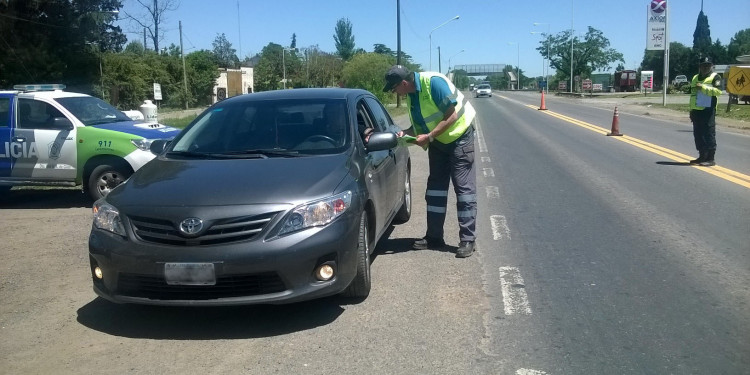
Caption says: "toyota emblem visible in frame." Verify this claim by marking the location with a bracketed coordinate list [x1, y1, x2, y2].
[179, 217, 204, 236]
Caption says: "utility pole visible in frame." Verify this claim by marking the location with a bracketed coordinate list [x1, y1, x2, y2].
[438, 46, 441, 73]
[180, 21, 188, 109]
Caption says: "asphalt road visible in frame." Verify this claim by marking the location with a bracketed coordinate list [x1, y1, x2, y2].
[1, 91, 748, 374]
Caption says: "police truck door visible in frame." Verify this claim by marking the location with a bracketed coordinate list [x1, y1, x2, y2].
[0, 94, 12, 178]
[13, 98, 77, 181]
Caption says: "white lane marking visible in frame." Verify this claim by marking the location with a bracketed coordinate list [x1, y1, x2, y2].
[486, 186, 500, 199]
[483, 168, 495, 177]
[499, 267, 532, 315]
[490, 215, 510, 240]
[481, 156, 491, 163]
[517, 369, 549, 375]
[475, 117, 488, 153]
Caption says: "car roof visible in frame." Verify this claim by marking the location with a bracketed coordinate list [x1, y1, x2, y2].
[219, 87, 372, 104]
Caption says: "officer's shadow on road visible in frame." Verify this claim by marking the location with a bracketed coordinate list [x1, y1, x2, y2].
[372, 225, 456, 260]
[77, 297, 345, 340]
[655, 161, 693, 166]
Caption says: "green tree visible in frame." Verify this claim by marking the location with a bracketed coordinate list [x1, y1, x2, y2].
[373, 44, 395, 57]
[692, 9, 712, 60]
[727, 28, 750, 62]
[536, 27, 624, 90]
[185, 50, 220, 106]
[212, 33, 239, 68]
[0, 0, 125, 91]
[334, 18, 355, 61]
[124, 41, 145, 55]
[254, 43, 302, 91]
[299, 46, 344, 88]
[341, 53, 393, 103]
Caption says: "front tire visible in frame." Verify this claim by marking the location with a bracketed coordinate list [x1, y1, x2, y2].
[342, 212, 371, 298]
[86, 163, 132, 200]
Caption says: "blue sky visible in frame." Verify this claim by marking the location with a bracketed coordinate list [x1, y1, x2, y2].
[117, 0, 749, 77]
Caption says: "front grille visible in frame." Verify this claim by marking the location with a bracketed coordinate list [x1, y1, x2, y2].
[129, 212, 279, 246]
[117, 272, 287, 300]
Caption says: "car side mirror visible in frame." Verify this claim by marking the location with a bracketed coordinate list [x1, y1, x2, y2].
[365, 132, 398, 152]
[52, 117, 74, 130]
[149, 139, 170, 154]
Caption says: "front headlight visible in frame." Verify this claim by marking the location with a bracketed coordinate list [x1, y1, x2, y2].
[131, 138, 155, 152]
[278, 191, 352, 236]
[92, 200, 126, 236]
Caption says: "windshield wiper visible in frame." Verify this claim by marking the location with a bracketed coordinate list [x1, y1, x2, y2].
[222, 149, 300, 158]
[165, 150, 213, 158]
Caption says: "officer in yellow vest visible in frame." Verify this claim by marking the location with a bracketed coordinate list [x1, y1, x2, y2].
[383, 65, 478, 258]
[688, 57, 722, 166]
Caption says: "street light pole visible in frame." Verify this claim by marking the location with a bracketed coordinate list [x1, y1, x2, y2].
[429, 15, 459, 71]
[448, 49, 465, 73]
[532, 22, 551, 94]
[570, 0, 574, 93]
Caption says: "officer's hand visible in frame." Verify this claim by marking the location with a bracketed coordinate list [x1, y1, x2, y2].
[416, 134, 431, 147]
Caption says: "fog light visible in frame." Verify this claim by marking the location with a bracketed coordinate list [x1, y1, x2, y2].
[315, 264, 335, 281]
[94, 267, 103, 279]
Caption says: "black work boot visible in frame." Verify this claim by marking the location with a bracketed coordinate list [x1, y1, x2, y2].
[455, 241, 476, 258]
[413, 236, 446, 250]
[699, 150, 715, 166]
[689, 151, 705, 165]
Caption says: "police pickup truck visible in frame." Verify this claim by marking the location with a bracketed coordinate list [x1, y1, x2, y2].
[0, 84, 180, 200]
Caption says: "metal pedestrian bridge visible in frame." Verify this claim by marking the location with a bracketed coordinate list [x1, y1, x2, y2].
[453, 64, 506, 76]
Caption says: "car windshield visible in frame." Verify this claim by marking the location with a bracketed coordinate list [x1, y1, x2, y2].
[170, 98, 349, 156]
[55, 96, 132, 126]
[478, 85, 490, 89]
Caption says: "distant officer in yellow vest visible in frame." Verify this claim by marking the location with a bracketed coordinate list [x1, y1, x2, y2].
[689, 57, 722, 166]
[383, 65, 478, 258]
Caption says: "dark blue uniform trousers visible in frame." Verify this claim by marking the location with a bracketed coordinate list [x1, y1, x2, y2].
[424, 127, 477, 243]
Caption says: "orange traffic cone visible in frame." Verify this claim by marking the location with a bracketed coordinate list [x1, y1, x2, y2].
[607, 106, 623, 136]
[538, 90, 548, 110]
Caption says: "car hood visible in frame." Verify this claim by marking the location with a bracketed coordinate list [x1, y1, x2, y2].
[90, 121, 181, 139]
[107, 153, 353, 207]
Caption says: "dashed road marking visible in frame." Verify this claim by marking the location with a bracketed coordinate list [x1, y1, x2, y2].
[499, 267, 532, 315]
[483, 168, 495, 177]
[490, 215, 510, 240]
[481, 156, 491, 163]
[486, 186, 500, 199]
[517, 369, 549, 375]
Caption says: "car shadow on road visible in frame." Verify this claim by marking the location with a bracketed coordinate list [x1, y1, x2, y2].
[76, 297, 345, 339]
[0, 188, 91, 209]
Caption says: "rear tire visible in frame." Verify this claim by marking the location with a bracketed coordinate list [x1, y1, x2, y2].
[393, 168, 411, 224]
[86, 163, 132, 200]
[342, 212, 371, 298]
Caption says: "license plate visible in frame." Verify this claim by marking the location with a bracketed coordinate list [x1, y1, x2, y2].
[164, 263, 216, 285]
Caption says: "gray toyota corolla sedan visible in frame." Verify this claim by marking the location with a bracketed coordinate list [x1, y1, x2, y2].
[88, 88, 411, 306]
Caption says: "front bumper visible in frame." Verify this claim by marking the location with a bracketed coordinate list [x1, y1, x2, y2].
[88, 210, 362, 306]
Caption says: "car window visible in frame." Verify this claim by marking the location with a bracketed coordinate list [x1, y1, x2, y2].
[17, 99, 66, 129]
[0, 98, 9, 128]
[55, 96, 131, 126]
[363, 97, 393, 132]
[171, 98, 349, 154]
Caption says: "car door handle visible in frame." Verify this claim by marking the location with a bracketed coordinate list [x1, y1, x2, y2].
[12, 136, 25, 142]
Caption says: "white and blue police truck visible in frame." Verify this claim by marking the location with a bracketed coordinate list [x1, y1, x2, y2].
[0, 84, 180, 200]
